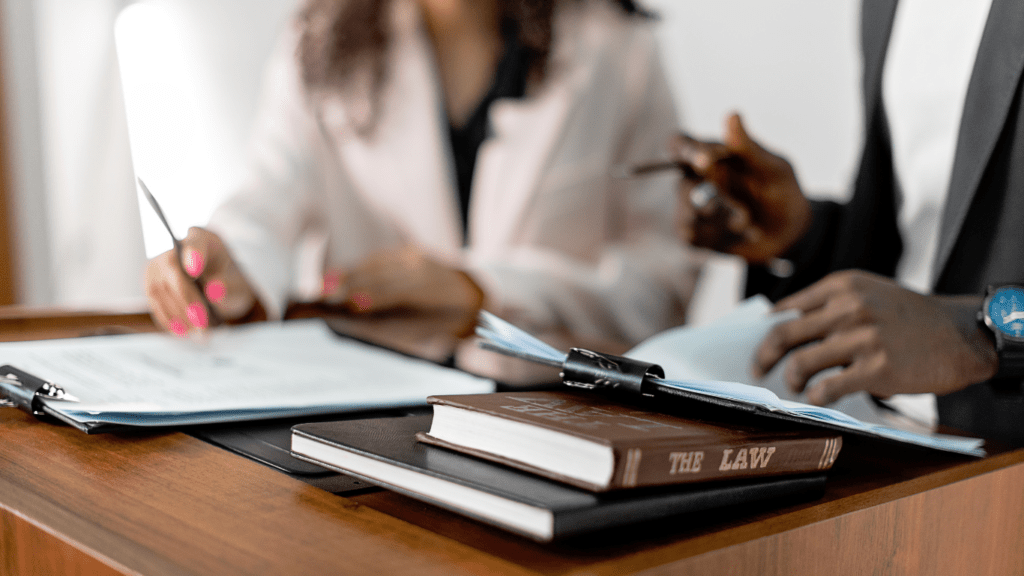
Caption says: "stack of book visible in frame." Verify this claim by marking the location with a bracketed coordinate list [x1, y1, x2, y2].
[290, 390, 841, 542]
[290, 309, 986, 541]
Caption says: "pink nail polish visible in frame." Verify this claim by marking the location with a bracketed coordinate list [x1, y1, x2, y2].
[186, 303, 209, 329]
[205, 280, 227, 303]
[350, 292, 372, 312]
[184, 249, 205, 277]
[169, 319, 187, 337]
[321, 273, 340, 297]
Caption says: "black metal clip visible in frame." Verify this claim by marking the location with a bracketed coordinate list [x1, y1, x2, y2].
[560, 348, 664, 396]
[0, 365, 75, 417]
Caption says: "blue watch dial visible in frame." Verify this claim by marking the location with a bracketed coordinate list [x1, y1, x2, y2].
[988, 287, 1024, 338]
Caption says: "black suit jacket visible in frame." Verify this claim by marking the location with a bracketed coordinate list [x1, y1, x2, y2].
[747, 0, 1024, 445]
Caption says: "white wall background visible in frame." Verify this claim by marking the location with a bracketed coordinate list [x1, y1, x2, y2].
[116, 0, 299, 259]
[647, 0, 862, 323]
[36, 0, 144, 308]
[0, 0, 52, 305]
[0, 0, 297, 307]
[0, 0, 862, 318]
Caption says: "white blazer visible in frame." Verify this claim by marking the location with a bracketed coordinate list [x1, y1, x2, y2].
[208, 0, 701, 377]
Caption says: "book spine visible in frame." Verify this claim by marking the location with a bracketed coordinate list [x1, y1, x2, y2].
[611, 436, 842, 489]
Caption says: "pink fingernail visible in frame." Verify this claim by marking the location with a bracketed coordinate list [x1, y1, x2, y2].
[169, 319, 187, 337]
[186, 303, 208, 329]
[350, 292, 372, 312]
[321, 272, 340, 297]
[205, 280, 226, 303]
[184, 249, 205, 277]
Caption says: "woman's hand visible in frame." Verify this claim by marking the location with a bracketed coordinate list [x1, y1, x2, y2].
[321, 245, 485, 336]
[145, 227, 259, 336]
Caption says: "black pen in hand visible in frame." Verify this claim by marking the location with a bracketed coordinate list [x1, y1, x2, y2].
[138, 178, 222, 327]
[617, 160, 795, 278]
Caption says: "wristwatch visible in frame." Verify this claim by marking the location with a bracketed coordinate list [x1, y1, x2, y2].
[979, 285, 1024, 379]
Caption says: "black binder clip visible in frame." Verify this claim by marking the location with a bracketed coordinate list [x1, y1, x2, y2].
[0, 366, 76, 418]
[560, 349, 664, 397]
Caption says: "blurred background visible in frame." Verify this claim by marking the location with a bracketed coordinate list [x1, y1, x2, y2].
[0, 0, 860, 323]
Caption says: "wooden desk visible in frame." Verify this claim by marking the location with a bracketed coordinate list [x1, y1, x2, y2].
[1, 310, 1023, 575]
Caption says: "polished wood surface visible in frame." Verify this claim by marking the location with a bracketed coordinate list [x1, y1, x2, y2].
[349, 438, 1024, 575]
[0, 308, 156, 342]
[1, 308, 1023, 575]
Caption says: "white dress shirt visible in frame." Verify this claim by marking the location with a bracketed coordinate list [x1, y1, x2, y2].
[881, 0, 993, 426]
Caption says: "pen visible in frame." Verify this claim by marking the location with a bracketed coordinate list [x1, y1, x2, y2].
[615, 160, 701, 180]
[138, 178, 222, 326]
[618, 160, 795, 279]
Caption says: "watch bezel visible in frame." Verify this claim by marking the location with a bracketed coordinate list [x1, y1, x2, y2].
[982, 285, 1024, 344]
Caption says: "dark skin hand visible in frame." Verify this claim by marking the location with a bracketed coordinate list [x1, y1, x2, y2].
[672, 114, 999, 405]
[753, 271, 997, 405]
[673, 113, 811, 265]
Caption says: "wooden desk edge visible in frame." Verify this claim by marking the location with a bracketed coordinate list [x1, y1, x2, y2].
[0, 307, 155, 342]
[2, 308, 1023, 575]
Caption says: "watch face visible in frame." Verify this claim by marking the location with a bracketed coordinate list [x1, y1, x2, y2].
[987, 286, 1024, 339]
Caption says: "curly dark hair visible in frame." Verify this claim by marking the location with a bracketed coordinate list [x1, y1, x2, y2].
[297, 0, 651, 97]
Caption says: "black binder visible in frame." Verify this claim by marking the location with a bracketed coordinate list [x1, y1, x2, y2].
[291, 414, 827, 542]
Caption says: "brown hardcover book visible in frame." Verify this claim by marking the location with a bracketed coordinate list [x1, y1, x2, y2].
[418, 391, 842, 492]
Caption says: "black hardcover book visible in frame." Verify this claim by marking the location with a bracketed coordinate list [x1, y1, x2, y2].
[291, 415, 826, 542]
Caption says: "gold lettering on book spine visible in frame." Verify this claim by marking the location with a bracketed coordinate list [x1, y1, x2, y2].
[623, 448, 642, 487]
[668, 451, 704, 474]
[719, 449, 733, 471]
[719, 446, 777, 471]
[817, 438, 841, 469]
[748, 446, 775, 468]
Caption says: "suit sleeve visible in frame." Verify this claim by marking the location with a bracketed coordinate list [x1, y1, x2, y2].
[745, 101, 904, 302]
[745, 0, 904, 303]
[745, 199, 844, 302]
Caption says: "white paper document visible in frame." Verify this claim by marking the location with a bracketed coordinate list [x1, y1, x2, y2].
[0, 319, 494, 427]
[629, 297, 891, 424]
[477, 301, 985, 456]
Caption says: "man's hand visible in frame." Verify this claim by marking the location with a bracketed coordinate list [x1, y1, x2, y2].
[320, 245, 485, 337]
[674, 113, 812, 264]
[145, 227, 259, 336]
[754, 270, 998, 405]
